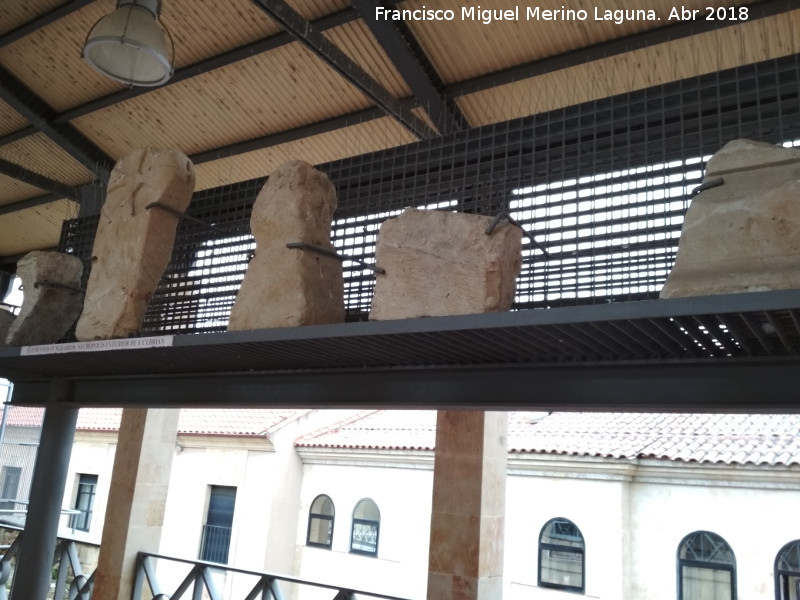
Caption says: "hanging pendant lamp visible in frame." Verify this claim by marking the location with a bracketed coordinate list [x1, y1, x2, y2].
[82, 0, 174, 87]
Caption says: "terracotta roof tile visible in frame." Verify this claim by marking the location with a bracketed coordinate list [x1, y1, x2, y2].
[177, 409, 302, 436]
[72, 408, 303, 436]
[2, 406, 44, 427]
[3, 406, 302, 436]
[76, 407, 122, 431]
[508, 412, 800, 466]
[298, 411, 800, 467]
[296, 410, 438, 450]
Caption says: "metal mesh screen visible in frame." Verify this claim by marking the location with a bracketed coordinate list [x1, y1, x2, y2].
[0, 383, 41, 526]
[59, 53, 800, 336]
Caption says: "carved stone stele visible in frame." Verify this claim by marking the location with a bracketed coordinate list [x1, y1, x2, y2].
[369, 208, 523, 320]
[228, 160, 344, 330]
[5, 251, 84, 346]
[75, 148, 195, 341]
[661, 139, 800, 298]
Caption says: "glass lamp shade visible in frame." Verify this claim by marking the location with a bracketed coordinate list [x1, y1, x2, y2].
[82, 2, 173, 87]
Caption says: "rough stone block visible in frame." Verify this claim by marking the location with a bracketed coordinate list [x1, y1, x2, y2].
[0, 309, 15, 347]
[369, 208, 522, 320]
[5, 251, 83, 346]
[661, 139, 800, 298]
[75, 147, 195, 340]
[228, 160, 343, 330]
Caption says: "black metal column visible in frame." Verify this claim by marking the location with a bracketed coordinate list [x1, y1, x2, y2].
[11, 379, 78, 599]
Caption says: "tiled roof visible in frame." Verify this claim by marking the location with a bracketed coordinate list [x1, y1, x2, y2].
[297, 411, 800, 467]
[2, 406, 44, 427]
[176, 409, 302, 436]
[5, 407, 302, 437]
[506, 412, 800, 466]
[296, 410, 438, 451]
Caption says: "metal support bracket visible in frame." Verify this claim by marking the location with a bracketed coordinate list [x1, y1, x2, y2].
[286, 242, 386, 274]
[145, 202, 230, 235]
[692, 177, 724, 196]
[486, 211, 550, 258]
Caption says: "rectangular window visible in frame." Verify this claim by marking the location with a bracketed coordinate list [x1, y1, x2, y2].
[540, 548, 584, 589]
[0, 466, 21, 513]
[69, 474, 98, 532]
[681, 565, 733, 599]
[200, 485, 236, 564]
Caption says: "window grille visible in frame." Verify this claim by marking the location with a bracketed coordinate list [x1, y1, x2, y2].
[57, 53, 800, 337]
[200, 485, 236, 564]
[350, 498, 380, 557]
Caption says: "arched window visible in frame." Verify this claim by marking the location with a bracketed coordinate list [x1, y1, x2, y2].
[350, 498, 380, 556]
[538, 517, 585, 593]
[678, 531, 736, 600]
[775, 540, 800, 600]
[306, 494, 335, 549]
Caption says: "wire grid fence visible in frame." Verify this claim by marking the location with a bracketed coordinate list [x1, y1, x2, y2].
[0, 388, 42, 528]
[57, 53, 800, 337]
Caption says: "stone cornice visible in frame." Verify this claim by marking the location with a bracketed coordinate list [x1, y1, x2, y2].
[177, 434, 275, 452]
[510, 453, 800, 489]
[298, 446, 800, 489]
[296, 446, 435, 469]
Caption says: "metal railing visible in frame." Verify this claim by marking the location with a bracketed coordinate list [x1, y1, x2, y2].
[199, 523, 232, 565]
[0, 527, 96, 600]
[0, 527, 413, 600]
[134, 551, 415, 600]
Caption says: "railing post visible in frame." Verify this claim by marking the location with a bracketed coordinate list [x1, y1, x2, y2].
[0, 533, 21, 600]
[192, 567, 204, 600]
[53, 540, 70, 596]
[131, 554, 146, 600]
[200, 565, 222, 600]
[267, 578, 286, 600]
[11, 379, 78, 599]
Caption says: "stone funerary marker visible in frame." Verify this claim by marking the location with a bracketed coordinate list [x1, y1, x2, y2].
[75, 147, 195, 340]
[228, 160, 344, 330]
[661, 139, 800, 298]
[4, 251, 83, 346]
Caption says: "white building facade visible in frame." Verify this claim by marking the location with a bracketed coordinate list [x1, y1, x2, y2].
[3, 407, 799, 600]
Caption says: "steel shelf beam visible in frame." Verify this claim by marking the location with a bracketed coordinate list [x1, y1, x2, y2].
[2, 290, 799, 411]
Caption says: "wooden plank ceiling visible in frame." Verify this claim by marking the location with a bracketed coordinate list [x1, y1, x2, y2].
[0, 0, 797, 258]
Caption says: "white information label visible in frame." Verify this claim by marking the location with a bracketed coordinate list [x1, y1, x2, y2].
[20, 336, 175, 356]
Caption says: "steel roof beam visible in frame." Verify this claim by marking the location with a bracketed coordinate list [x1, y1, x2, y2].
[0, 66, 113, 176]
[349, 0, 467, 133]
[0, 193, 64, 217]
[0, 0, 95, 50]
[0, 126, 37, 147]
[190, 105, 386, 164]
[0, 158, 78, 202]
[251, 0, 437, 141]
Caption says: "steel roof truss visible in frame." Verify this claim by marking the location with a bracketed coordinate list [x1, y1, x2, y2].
[350, 0, 467, 133]
[0, 66, 112, 177]
[250, 0, 437, 140]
